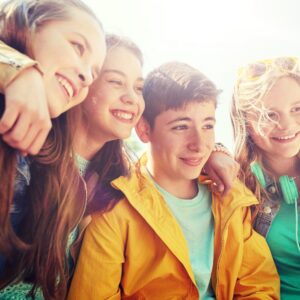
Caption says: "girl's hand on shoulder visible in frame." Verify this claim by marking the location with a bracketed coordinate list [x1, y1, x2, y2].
[0, 67, 52, 155]
[204, 151, 240, 196]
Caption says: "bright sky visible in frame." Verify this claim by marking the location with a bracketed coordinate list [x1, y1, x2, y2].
[84, 0, 300, 150]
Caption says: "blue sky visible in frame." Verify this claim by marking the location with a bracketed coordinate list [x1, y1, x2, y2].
[84, 0, 300, 150]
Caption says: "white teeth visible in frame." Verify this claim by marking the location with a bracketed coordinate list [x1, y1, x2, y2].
[57, 76, 74, 98]
[113, 111, 134, 120]
[274, 134, 296, 140]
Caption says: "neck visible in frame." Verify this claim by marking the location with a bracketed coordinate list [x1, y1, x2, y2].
[146, 156, 198, 199]
[75, 121, 106, 160]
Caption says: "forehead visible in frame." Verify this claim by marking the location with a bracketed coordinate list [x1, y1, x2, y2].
[38, 7, 104, 44]
[156, 100, 216, 124]
[262, 77, 300, 108]
[102, 47, 142, 77]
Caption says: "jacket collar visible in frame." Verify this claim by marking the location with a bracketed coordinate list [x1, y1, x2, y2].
[111, 154, 258, 284]
[112, 154, 196, 284]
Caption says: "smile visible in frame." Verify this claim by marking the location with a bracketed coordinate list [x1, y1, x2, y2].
[272, 132, 299, 141]
[57, 75, 75, 99]
[112, 110, 135, 121]
[181, 157, 202, 166]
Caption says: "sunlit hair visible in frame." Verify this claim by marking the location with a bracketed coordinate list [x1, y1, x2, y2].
[0, 0, 102, 298]
[106, 33, 143, 66]
[142, 61, 220, 128]
[231, 56, 300, 205]
[83, 34, 144, 214]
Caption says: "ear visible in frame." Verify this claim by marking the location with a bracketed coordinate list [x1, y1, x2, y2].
[135, 117, 151, 143]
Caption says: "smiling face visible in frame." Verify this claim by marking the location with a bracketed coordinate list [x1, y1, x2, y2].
[248, 77, 300, 160]
[82, 46, 144, 144]
[31, 8, 106, 118]
[139, 100, 216, 190]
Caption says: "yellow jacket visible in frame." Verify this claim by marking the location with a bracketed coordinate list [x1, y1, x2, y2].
[68, 157, 279, 300]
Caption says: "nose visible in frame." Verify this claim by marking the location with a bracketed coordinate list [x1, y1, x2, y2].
[187, 129, 204, 152]
[120, 90, 138, 105]
[277, 114, 292, 130]
[78, 66, 93, 87]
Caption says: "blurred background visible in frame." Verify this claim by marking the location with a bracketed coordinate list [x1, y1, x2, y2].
[84, 0, 300, 154]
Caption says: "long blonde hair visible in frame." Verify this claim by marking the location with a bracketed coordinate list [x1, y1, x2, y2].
[231, 57, 300, 203]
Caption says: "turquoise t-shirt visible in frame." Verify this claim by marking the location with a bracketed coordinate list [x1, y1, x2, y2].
[266, 201, 300, 300]
[154, 181, 215, 300]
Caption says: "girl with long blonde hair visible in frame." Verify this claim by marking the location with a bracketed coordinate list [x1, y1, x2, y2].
[231, 57, 300, 299]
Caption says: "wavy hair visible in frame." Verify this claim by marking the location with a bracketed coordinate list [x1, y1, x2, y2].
[231, 57, 300, 207]
[0, 0, 101, 298]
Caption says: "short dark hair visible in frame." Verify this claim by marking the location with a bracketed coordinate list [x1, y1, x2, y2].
[142, 61, 220, 127]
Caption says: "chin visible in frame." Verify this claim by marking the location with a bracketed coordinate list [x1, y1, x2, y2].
[49, 106, 62, 118]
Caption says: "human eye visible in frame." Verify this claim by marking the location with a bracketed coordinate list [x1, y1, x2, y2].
[171, 124, 188, 131]
[291, 106, 300, 113]
[203, 123, 215, 130]
[135, 84, 144, 95]
[71, 41, 84, 56]
[267, 111, 279, 121]
[108, 79, 123, 86]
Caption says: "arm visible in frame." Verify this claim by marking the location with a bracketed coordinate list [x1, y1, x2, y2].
[0, 41, 51, 155]
[67, 211, 125, 300]
[204, 143, 240, 196]
[235, 207, 280, 299]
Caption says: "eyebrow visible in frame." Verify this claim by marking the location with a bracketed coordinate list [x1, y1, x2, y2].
[167, 116, 216, 125]
[103, 69, 144, 81]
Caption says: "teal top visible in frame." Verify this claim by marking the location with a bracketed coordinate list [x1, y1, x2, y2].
[154, 181, 215, 300]
[266, 201, 300, 300]
[0, 155, 90, 299]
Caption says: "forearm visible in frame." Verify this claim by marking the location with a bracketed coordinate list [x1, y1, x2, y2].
[0, 41, 39, 92]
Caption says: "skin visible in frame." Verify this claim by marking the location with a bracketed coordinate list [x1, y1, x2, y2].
[136, 100, 216, 199]
[75, 46, 144, 160]
[249, 77, 300, 179]
[0, 7, 106, 155]
[204, 151, 240, 196]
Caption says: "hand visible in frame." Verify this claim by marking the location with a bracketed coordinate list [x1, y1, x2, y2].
[204, 151, 240, 196]
[0, 67, 51, 155]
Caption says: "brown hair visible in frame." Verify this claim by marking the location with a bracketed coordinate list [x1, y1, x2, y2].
[0, 0, 102, 298]
[84, 34, 143, 214]
[142, 61, 220, 128]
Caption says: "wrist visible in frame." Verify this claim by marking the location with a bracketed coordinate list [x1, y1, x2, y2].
[212, 142, 232, 157]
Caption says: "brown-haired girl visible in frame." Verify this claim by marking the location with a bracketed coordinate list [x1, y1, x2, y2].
[0, 0, 106, 299]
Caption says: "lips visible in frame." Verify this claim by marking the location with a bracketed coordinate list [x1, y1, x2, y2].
[56, 74, 77, 100]
[271, 131, 300, 143]
[180, 157, 203, 167]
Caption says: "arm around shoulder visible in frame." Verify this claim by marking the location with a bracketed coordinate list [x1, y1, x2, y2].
[0, 41, 39, 92]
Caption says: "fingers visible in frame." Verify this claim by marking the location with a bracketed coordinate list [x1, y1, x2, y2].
[2, 116, 51, 155]
[0, 105, 19, 134]
[207, 168, 225, 195]
[26, 125, 51, 155]
[1, 66, 52, 154]
[2, 110, 31, 141]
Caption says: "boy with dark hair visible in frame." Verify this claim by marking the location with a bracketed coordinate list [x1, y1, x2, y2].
[69, 62, 279, 300]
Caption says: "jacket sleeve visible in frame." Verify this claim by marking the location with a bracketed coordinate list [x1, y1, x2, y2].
[67, 209, 126, 300]
[0, 41, 39, 92]
[235, 207, 280, 299]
